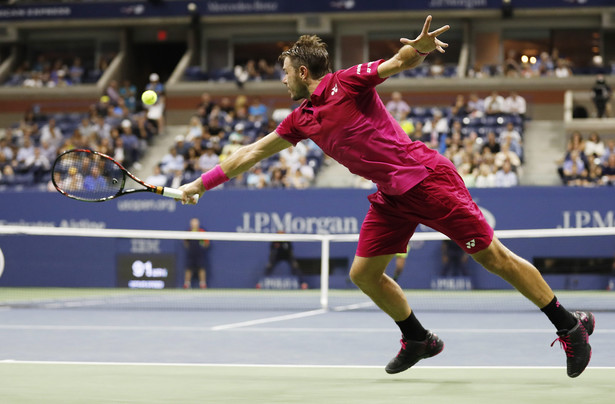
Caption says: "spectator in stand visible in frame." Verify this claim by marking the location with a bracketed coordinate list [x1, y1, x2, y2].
[248, 97, 269, 121]
[554, 58, 573, 78]
[14, 137, 35, 172]
[120, 119, 142, 167]
[386, 91, 411, 122]
[561, 149, 587, 186]
[422, 109, 449, 151]
[198, 144, 220, 172]
[494, 159, 519, 187]
[145, 165, 168, 187]
[197, 92, 216, 124]
[24, 147, 51, 183]
[105, 80, 122, 106]
[160, 147, 185, 175]
[505, 91, 527, 118]
[297, 155, 315, 183]
[19, 109, 39, 134]
[68, 57, 84, 85]
[119, 80, 138, 112]
[145, 73, 166, 133]
[467, 93, 485, 117]
[583, 157, 601, 186]
[534, 51, 555, 77]
[288, 169, 310, 189]
[59, 166, 83, 191]
[602, 139, 615, 163]
[39, 118, 64, 150]
[591, 74, 612, 118]
[584, 132, 605, 161]
[280, 141, 308, 173]
[458, 163, 475, 188]
[499, 122, 523, 159]
[269, 167, 289, 188]
[450, 94, 470, 117]
[600, 153, 615, 186]
[39, 139, 57, 164]
[503, 50, 521, 78]
[474, 162, 496, 188]
[246, 165, 270, 189]
[429, 57, 445, 77]
[494, 141, 521, 170]
[186, 116, 205, 143]
[0, 136, 14, 164]
[83, 165, 106, 190]
[220, 132, 244, 162]
[484, 91, 506, 115]
[481, 131, 500, 155]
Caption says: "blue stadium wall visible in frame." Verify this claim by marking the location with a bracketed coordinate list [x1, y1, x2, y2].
[0, 187, 613, 290]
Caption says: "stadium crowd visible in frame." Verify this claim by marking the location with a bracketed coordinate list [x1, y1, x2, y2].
[3, 53, 113, 87]
[1, 82, 614, 190]
[557, 131, 615, 187]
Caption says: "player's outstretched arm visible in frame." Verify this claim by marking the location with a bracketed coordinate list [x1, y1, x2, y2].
[377, 15, 450, 79]
[179, 132, 292, 204]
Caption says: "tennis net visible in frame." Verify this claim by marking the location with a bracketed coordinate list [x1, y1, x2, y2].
[0, 225, 614, 312]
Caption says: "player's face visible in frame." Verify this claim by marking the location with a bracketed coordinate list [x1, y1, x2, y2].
[282, 57, 309, 101]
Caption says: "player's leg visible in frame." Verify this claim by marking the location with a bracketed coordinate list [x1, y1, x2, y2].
[198, 268, 207, 289]
[471, 237, 553, 307]
[184, 269, 193, 289]
[349, 254, 408, 320]
[471, 236, 594, 377]
[350, 254, 443, 374]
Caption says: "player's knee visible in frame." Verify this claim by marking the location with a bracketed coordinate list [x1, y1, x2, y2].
[474, 244, 518, 277]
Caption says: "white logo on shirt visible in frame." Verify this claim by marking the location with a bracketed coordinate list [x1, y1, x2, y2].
[356, 64, 362, 74]
[331, 84, 338, 96]
[466, 239, 476, 249]
[366, 61, 373, 73]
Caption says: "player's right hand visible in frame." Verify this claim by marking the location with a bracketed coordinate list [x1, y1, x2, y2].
[179, 178, 205, 205]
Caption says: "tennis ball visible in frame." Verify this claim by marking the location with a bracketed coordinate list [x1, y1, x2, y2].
[141, 90, 158, 105]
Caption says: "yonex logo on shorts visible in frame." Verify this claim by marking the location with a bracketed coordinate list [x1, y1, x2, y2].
[466, 239, 476, 249]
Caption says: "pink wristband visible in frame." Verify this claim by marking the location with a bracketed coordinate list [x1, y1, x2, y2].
[415, 49, 430, 57]
[201, 165, 230, 190]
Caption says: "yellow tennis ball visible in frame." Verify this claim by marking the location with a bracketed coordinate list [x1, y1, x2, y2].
[141, 90, 158, 105]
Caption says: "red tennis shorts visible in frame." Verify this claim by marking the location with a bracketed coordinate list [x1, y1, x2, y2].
[356, 155, 494, 257]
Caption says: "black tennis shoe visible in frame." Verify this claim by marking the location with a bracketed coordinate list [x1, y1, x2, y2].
[551, 311, 595, 378]
[385, 331, 444, 374]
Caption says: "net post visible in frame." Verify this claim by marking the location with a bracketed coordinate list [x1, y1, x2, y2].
[319, 236, 331, 310]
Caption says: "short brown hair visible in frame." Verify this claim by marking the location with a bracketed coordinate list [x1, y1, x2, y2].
[279, 35, 332, 79]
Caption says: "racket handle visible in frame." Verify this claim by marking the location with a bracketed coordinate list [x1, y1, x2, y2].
[162, 187, 199, 204]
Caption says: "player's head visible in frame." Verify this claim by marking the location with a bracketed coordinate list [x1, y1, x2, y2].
[279, 35, 331, 100]
[190, 218, 200, 229]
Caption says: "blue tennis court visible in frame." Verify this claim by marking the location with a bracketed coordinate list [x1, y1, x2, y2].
[1, 289, 613, 403]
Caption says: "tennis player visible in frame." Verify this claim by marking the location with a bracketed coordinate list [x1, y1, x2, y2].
[180, 15, 594, 378]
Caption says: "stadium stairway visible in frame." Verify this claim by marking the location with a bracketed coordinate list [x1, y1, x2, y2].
[314, 157, 357, 188]
[521, 120, 565, 186]
[132, 125, 188, 179]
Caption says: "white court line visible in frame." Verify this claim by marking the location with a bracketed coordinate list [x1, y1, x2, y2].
[1, 324, 614, 334]
[210, 301, 376, 331]
[0, 360, 613, 371]
[1, 360, 614, 371]
[210, 308, 328, 331]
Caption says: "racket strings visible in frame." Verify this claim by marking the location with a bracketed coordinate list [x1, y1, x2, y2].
[53, 150, 124, 201]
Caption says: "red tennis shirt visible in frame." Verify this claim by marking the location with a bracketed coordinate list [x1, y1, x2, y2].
[275, 59, 440, 195]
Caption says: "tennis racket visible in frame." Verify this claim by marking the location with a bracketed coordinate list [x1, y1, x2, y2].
[51, 148, 197, 203]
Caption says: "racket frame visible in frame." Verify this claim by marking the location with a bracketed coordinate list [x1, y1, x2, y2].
[52, 148, 179, 203]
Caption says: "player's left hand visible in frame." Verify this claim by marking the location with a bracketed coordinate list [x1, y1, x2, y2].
[400, 15, 450, 55]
